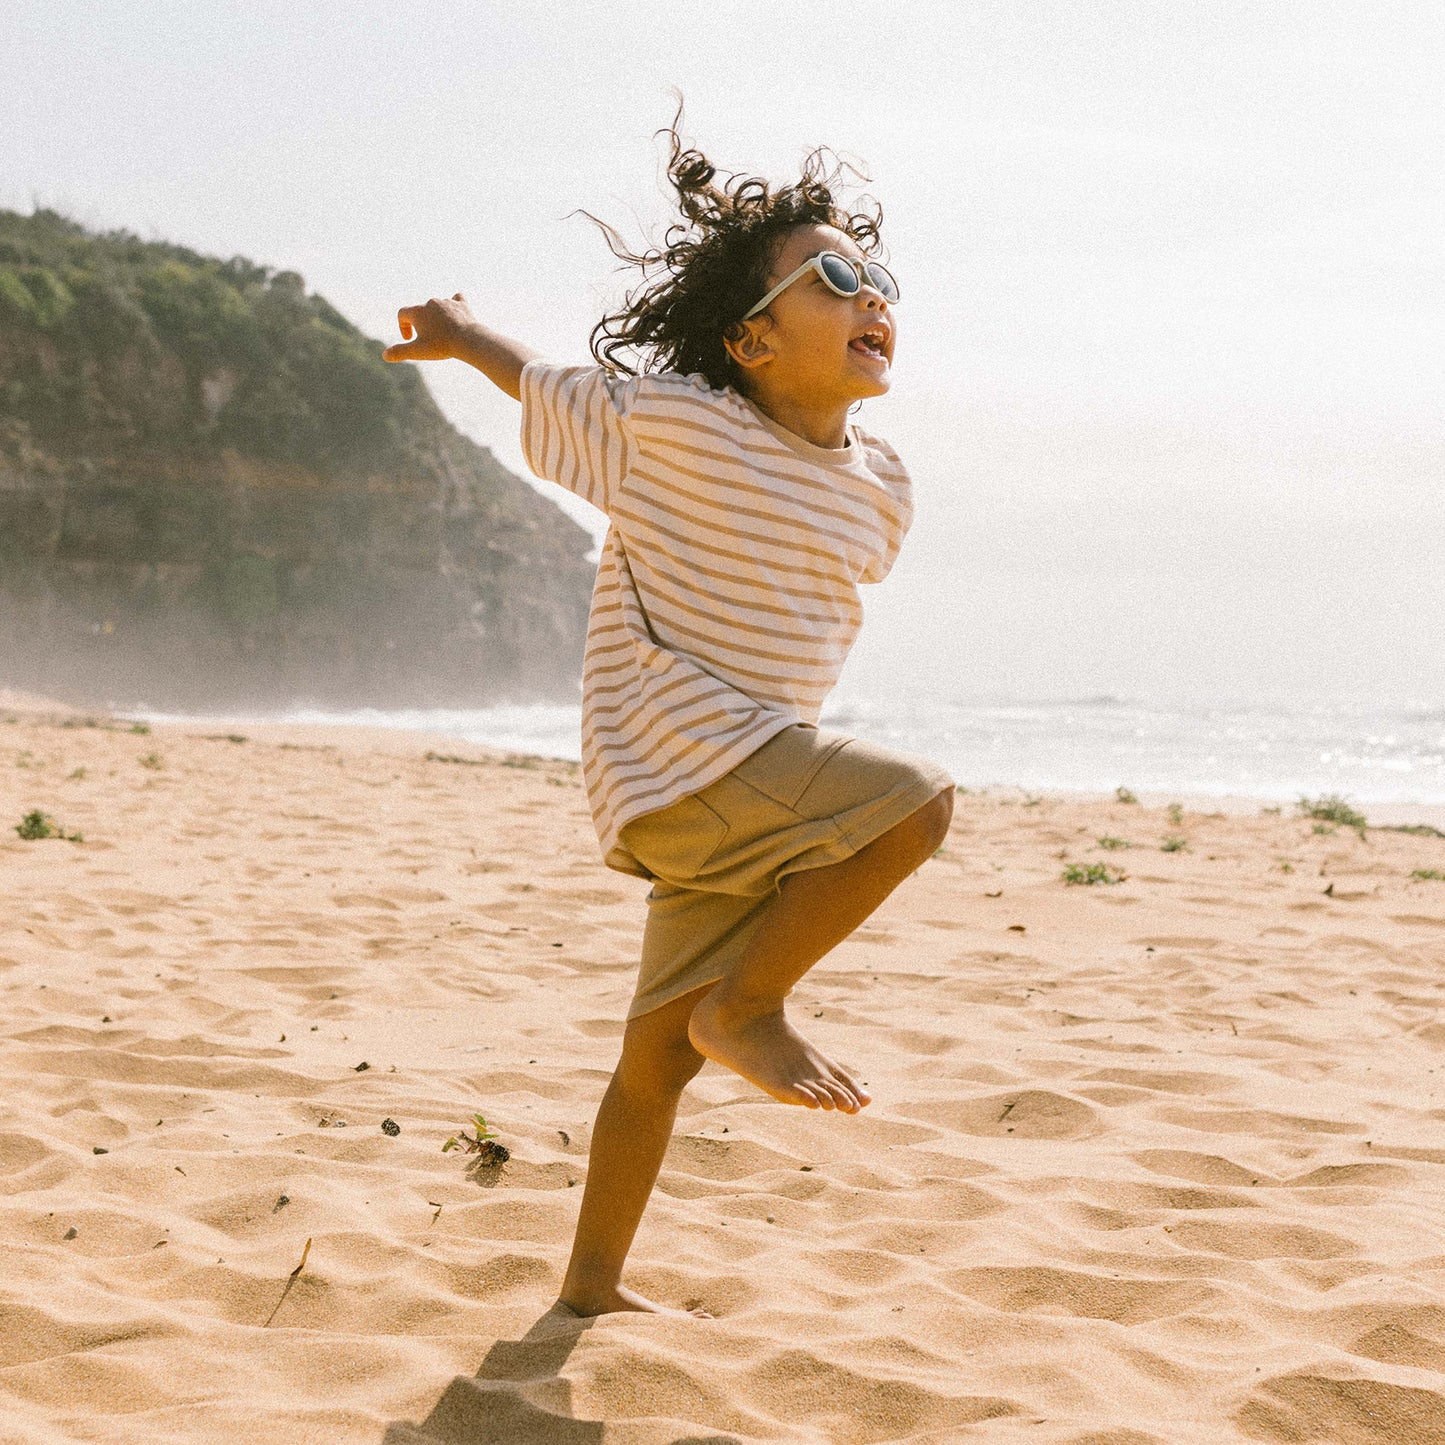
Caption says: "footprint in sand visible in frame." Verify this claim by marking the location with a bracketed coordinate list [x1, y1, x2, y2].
[1237, 1371, 1445, 1444]
[1349, 1312, 1445, 1372]
[899, 1089, 1099, 1140]
[1130, 1149, 1277, 1187]
[1166, 1218, 1358, 1260]
[1284, 1162, 1412, 1188]
[1080, 1067, 1237, 1096]
[943, 1264, 1221, 1326]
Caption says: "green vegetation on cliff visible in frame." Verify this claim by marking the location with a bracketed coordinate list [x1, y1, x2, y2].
[0, 207, 426, 472]
[0, 209, 594, 710]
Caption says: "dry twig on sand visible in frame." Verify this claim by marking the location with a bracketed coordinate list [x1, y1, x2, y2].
[262, 1236, 312, 1328]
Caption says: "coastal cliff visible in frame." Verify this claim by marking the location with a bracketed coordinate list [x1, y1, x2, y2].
[0, 209, 594, 710]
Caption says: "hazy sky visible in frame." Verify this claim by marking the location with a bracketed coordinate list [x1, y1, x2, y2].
[8, 1, 1442, 704]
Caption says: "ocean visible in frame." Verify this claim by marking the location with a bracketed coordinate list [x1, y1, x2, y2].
[144, 691, 1445, 807]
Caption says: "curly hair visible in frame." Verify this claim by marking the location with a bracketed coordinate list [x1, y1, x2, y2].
[582, 102, 885, 395]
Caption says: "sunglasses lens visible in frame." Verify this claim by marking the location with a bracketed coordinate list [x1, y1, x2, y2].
[864, 261, 899, 302]
[819, 252, 862, 295]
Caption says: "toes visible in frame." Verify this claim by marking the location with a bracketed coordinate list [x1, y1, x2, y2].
[833, 1066, 872, 1107]
[792, 1082, 827, 1109]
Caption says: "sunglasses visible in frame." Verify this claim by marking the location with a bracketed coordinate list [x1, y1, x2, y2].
[742, 250, 900, 320]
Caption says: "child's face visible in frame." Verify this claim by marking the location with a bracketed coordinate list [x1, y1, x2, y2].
[732, 223, 896, 411]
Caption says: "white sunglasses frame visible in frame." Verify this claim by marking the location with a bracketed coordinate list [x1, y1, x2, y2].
[741, 251, 899, 321]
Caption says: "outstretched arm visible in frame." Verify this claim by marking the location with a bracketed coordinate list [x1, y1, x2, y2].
[382, 293, 540, 401]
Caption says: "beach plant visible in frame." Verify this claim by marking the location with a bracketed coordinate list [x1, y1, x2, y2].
[1062, 862, 1125, 886]
[1160, 836, 1188, 853]
[1115, 786, 1138, 805]
[1166, 803, 1184, 825]
[129, 722, 150, 735]
[1412, 869, 1445, 881]
[1311, 823, 1335, 836]
[1277, 860, 1295, 873]
[1097, 836, 1132, 850]
[1297, 794, 1367, 830]
[1382, 823, 1445, 839]
[16, 810, 57, 840]
[138, 752, 163, 770]
[15, 810, 82, 842]
[443, 1113, 510, 1165]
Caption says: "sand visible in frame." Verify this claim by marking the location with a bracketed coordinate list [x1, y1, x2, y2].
[3, 694, 1445, 1444]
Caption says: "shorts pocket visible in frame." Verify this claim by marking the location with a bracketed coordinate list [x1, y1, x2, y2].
[732, 726, 847, 812]
[618, 793, 730, 881]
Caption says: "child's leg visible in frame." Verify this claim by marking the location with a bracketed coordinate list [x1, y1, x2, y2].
[688, 787, 954, 1111]
[558, 985, 716, 1319]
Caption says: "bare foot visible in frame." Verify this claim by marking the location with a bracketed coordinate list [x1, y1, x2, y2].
[687, 996, 871, 1111]
[557, 1284, 713, 1319]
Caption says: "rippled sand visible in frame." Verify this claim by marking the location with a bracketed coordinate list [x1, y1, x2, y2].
[4, 695, 1445, 1444]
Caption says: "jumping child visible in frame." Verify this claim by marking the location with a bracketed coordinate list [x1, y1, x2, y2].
[384, 117, 956, 1319]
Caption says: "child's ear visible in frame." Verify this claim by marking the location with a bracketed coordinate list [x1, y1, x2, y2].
[723, 318, 774, 372]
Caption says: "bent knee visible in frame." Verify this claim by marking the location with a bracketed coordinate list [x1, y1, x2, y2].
[881, 784, 954, 867]
[917, 785, 954, 852]
[616, 1041, 705, 1097]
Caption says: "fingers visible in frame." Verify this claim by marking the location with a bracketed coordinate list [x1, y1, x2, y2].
[385, 295, 469, 364]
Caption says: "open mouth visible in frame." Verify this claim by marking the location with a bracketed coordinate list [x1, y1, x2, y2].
[849, 328, 889, 360]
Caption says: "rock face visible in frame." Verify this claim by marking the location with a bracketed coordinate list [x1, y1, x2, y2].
[0, 209, 594, 710]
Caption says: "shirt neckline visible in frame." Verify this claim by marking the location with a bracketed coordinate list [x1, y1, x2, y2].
[738, 394, 866, 469]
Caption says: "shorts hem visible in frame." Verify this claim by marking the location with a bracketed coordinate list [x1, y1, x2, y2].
[778, 773, 955, 887]
[626, 970, 727, 1021]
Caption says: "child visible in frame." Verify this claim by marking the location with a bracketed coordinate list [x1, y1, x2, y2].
[384, 119, 956, 1319]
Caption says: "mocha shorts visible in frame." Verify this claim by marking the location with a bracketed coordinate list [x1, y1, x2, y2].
[618, 722, 956, 1020]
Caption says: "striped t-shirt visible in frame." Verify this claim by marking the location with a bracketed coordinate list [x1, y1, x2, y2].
[519, 361, 914, 879]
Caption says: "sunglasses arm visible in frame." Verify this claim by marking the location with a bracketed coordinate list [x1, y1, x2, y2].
[740, 258, 820, 321]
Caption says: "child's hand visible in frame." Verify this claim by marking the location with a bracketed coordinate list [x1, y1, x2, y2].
[383, 293, 476, 364]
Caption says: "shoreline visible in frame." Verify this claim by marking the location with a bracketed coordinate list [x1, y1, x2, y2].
[9, 688, 1442, 831]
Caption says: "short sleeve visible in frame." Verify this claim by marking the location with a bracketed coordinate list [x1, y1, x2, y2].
[520, 362, 636, 515]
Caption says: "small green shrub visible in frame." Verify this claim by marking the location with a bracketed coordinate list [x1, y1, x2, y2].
[129, 722, 151, 735]
[1160, 836, 1188, 853]
[442, 1112, 510, 1165]
[1312, 822, 1335, 836]
[1412, 869, 1445, 882]
[16, 810, 56, 840]
[1115, 786, 1138, 805]
[1166, 803, 1184, 825]
[15, 810, 81, 842]
[139, 752, 163, 770]
[1097, 836, 1132, 851]
[1297, 794, 1367, 830]
[1063, 862, 1125, 886]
